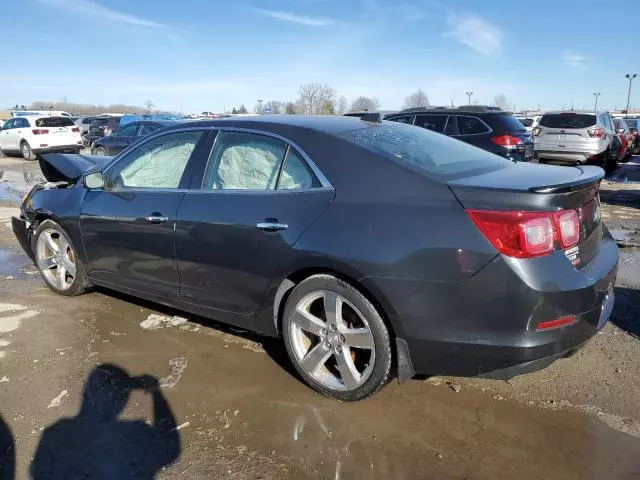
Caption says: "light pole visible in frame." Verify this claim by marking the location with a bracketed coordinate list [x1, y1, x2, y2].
[257, 99, 263, 114]
[465, 91, 473, 105]
[593, 92, 600, 112]
[625, 74, 637, 114]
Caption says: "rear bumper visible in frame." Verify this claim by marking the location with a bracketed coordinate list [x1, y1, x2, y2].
[361, 235, 619, 378]
[32, 144, 82, 154]
[535, 149, 603, 163]
[11, 216, 35, 262]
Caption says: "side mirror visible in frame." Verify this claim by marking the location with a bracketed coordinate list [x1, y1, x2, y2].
[84, 172, 104, 189]
[617, 128, 625, 134]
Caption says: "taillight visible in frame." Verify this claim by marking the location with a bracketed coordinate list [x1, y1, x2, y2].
[466, 209, 581, 259]
[536, 315, 577, 331]
[587, 127, 605, 138]
[532, 127, 541, 136]
[72, 127, 80, 132]
[490, 135, 523, 149]
[32, 129, 49, 135]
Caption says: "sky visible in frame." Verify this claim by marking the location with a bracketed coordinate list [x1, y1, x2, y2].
[1, 0, 637, 114]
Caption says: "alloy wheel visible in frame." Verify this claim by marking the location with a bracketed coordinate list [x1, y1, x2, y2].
[289, 290, 376, 391]
[36, 228, 76, 291]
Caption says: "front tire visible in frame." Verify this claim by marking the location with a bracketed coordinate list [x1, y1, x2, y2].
[32, 220, 90, 296]
[282, 274, 392, 401]
[92, 146, 107, 156]
[21, 141, 35, 161]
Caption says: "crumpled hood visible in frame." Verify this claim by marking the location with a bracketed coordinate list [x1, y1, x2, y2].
[39, 153, 113, 183]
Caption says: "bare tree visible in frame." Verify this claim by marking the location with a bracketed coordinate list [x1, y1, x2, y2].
[336, 96, 348, 115]
[402, 89, 429, 109]
[493, 93, 509, 110]
[263, 100, 285, 114]
[237, 105, 248, 114]
[144, 100, 155, 113]
[349, 96, 380, 112]
[285, 102, 297, 114]
[27, 100, 150, 115]
[296, 83, 337, 115]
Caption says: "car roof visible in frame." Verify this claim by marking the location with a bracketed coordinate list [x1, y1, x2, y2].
[164, 115, 380, 135]
[542, 110, 604, 115]
[388, 106, 506, 116]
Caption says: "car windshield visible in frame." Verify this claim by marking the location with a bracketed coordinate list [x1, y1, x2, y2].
[539, 114, 596, 129]
[35, 117, 75, 127]
[500, 115, 527, 131]
[624, 119, 638, 128]
[342, 123, 511, 179]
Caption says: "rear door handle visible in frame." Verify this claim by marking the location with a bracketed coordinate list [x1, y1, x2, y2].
[256, 221, 288, 232]
[146, 215, 169, 224]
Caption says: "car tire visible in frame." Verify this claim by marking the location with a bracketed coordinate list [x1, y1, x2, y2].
[92, 146, 107, 156]
[282, 274, 392, 401]
[32, 219, 91, 297]
[21, 141, 36, 161]
[603, 148, 618, 173]
[82, 133, 90, 147]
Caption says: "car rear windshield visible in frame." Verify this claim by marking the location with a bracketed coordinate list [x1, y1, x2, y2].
[624, 119, 638, 128]
[342, 123, 512, 180]
[539, 114, 596, 129]
[35, 117, 75, 127]
[91, 118, 110, 126]
[499, 115, 527, 132]
[519, 118, 534, 127]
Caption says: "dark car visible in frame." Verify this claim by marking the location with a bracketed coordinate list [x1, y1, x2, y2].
[87, 116, 122, 145]
[74, 116, 101, 145]
[91, 120, 177, 156]
[623, 118, 640, 154]
[11, 116, 618, 401]
[384, 106, 534, 162]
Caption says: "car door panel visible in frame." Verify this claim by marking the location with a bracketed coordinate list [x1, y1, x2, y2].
[0, 119, 13, 150]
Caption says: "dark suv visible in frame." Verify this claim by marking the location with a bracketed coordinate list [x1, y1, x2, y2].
[87, 116, 122, 145]
[384, 106, 534, 162]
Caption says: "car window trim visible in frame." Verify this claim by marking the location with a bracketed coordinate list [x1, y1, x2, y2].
[455, 115, 493, 136]
[102, 127, 210, 192]
[197, 126, 333, 194]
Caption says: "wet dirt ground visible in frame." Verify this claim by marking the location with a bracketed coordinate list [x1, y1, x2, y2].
[0, 154, 639, 479]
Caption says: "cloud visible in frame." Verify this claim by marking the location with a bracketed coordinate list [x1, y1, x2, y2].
[444, 13, 502, 56]
[36, 0, 165, 28]
[251, 8, 334, 27]
[563, 51, 588, 68]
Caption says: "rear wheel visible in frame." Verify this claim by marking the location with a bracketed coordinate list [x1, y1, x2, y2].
[32, 220, 90, 296]
[282, 274, 392, 401]
[21, 141, 35, 161]
[92, 146, 107, 156]
[603, 148, 618, 173]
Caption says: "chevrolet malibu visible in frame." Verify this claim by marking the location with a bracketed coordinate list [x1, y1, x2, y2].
[12, 115, 618, 401]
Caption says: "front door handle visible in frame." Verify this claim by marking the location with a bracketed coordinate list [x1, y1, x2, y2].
[146, 215, 169, 224]
[256, 221, 288, 232]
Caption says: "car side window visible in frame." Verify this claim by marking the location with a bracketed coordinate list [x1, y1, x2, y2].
[444, 116, 459, 135]
[202, 131, 287, 190]
[457, 116, 490, 135]
[277, 149, 319, 190]
[389, 116, 413, 124]
[2, 119, 14, 129]
[116, 124, 138, 137]
[139, 124, 159, 136]
[414, 115, 446, 133]
[107, 130, 203, 189]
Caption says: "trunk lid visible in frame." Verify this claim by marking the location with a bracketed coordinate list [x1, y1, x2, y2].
[39, 153, 113, 183]
[448, 163, 604, 268]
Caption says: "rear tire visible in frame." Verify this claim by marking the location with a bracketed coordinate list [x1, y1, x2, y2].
[21, 141, 35, 161]
[92, 146, 107, 156]
[32, 220, 90, 296]
[603, 148, 618, 173]
[282, 274, 392, 401]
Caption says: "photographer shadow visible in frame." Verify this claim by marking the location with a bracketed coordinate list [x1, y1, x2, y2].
[30, 364, 180, 480]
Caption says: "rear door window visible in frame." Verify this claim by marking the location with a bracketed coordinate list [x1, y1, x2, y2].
[139, 123, 160, 136]
[539, 114, 596, 129]
[457, 116, 491, 135]
[414, 114, 446, 132]
[342, 123, 511, 180]
[444, 116, 459, 135]
[388, 116, 413, 124]
[35, 117, 75, 128]
[519, 118, 534, 127]
[277, 149, 319, 190]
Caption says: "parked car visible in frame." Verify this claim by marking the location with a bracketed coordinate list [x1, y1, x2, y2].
[91, 120, 177, 156]
[11, 116, 618, 400]
[0, 116, 82, 160]
[623, 118, 640, 154]
[74, 116, 100, 145]
[87, 115, 124, 145]
[384, 106, 534, 162]
[533, 111, 621, 171]
[613, 118, 634, 162]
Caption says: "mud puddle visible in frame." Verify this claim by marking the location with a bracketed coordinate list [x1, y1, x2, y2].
[0, 169, 41, 201]
[75, 298, 640, 480]
[0, 248, 35, 278]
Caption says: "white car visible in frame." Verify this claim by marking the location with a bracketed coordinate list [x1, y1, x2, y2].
[0, 116, 82, 160]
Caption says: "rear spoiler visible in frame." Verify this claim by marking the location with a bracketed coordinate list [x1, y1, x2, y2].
[39, 153, 112, 183]
[528, 166, 604, 194]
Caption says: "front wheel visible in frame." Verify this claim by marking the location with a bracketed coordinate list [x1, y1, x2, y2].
[282, 274, 392, 401]
[21, 141, 36, 161]
[32, 220, 90, 296]
[92, 146, 107, 156]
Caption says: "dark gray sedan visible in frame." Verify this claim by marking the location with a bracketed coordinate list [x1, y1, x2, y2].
[91, 120, 177, 156]
[12, 115, 618, 401]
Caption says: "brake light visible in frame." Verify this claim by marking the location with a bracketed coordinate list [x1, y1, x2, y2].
[536, 315, 577, 331]
[72, 127, 80, 132]
[32, 129, 49, 135]
[491, 135, 523, 149]
[532, 127, 541, 136]
[587, 127, 605, 138]
[466, 209, 581, 259]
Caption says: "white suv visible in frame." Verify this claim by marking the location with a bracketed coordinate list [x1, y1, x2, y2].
[0, 116, 82, 160]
